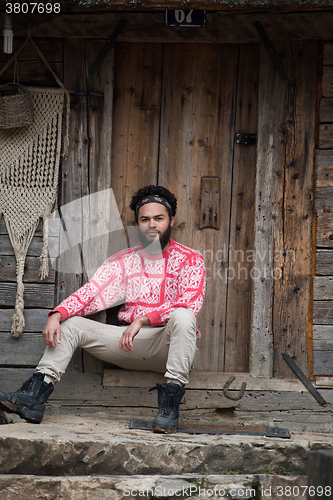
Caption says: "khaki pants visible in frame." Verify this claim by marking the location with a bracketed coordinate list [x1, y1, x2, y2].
[36, 308, 197, 385]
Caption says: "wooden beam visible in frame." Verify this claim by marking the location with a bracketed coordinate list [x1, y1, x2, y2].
[313, 276, 333, 300]
[313, 300, 333, 324]
[103, 369, 305, 391]
[318, 124, 333, 149]
[316, 250, 333, 275]
[0, 333, 45, 366]
[1, 12, 333, 42]
[319, 99, 333, 123]
[250, 43, 287, 378]
[0, 283, 54, 309]
[315, 150, 333, 187]
[0, 255, 55, 283]
[316, 213, 333, 248]
[0, 309, 48, 333]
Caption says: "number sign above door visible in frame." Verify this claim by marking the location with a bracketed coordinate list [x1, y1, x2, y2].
[165, 10, 206, 28]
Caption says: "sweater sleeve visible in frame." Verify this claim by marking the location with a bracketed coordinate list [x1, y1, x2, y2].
[50, 256, 126, 321]
[145, 253, 206, 327]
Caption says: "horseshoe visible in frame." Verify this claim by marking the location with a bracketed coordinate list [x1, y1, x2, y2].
[223, 375, 247, 401]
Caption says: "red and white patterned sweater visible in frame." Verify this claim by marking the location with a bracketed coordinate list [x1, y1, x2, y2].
[51, 239, 206, 338]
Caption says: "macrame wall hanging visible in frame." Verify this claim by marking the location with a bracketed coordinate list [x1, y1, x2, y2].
[0, 34, 70, 338]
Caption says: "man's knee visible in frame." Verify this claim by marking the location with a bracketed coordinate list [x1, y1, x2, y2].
[169, 308, 196, 328]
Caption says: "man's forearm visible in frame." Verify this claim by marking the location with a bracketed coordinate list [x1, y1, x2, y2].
[135, 315, 151, 326]
[50, 311, 62, 322]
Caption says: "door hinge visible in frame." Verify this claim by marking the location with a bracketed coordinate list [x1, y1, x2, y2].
[235, 133, 257, 145]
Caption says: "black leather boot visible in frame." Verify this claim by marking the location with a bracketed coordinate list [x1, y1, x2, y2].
[150, 382, 185, 434]
[0, 372, 54, 424]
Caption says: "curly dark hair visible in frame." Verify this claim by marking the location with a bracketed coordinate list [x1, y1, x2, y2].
[130, 185, 177, 222]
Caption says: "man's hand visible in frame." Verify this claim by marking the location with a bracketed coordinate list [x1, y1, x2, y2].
[42, 312, 62, 348]
[119, 315, 150, 353]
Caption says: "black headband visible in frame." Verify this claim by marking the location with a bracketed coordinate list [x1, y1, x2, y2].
[136, 195, 172, 216]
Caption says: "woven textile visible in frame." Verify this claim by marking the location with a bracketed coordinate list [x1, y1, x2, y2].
[0, 86, 68, 337]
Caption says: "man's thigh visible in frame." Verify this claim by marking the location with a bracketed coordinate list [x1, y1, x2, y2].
[64, 316, 169, 370]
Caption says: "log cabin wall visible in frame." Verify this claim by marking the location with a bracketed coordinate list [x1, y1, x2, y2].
[313, 43, 333, 377]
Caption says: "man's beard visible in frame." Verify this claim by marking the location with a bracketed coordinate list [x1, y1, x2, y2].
[138, 223, 172, 254]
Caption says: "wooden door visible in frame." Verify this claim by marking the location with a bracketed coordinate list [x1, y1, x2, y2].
[111, 42, 259, 373]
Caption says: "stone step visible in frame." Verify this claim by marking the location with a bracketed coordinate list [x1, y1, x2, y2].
[0, 415, 332, 477]
[0, 473, 307, 500]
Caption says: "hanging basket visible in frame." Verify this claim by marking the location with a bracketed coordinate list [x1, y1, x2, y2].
[0, 83, 34, 129]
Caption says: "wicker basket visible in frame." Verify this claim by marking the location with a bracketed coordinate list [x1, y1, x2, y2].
[0, 83, 34, 129]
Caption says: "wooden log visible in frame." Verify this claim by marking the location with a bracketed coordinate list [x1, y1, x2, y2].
[315, 150, 333, 187]
[308, 449, 333, 495]
[0, 255, 55, 283]
[0, 62, 63, 86]
[0, 333, 45, 366]
[0, 309, 48, 333]
[250, 44, 286, 378]
[224, 44, 259, 373]
[316, 376, 333, 388]
[313, 276, 333, 300]
[313, 325, 333, 340]
[322, 66, 333, 98]
[318, 124, 333, 149]
[0, 39, 63, 63]
[313, 339, 333, 350]
[272, 41, 317, 379]
[0, 284, 54, 309]
[319, 99, 333, 124]
[158, 43, 239, 372]
[103, 369, 305, 391]
[4, 12, 333, 42]
[316, 213, 333, 248]
[313, 351, 333, 376]
[315, 186, 333, 212]
[313, 301, 333, 324]
[316, 250, 333, 275]
[323, 43, 333, 65]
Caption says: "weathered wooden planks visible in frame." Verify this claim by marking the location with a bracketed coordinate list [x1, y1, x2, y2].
[158, 43, 239, 372]
[224, 44, 259, 373]
[111, 43, 162, 227]
[6, 12, 333, 42]
[0, 284, 54, 309]
[313, 277, 333, 300]
[82, 40, 115, 374]
[0, 333, 45, 366]
[316, 213, 333, 247]
[0, 255, 55, 283]
[313, 301, 333, 324]
[250, 43, 287, 378]
[0, 309, 48, 333]
[103, 369, 305, 391]
[315, 150, 333, 187]
[272, 42, 317, 378]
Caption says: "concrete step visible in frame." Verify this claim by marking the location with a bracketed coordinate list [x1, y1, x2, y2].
[0, 415, 332, 476]
[0, 473, 308, 500]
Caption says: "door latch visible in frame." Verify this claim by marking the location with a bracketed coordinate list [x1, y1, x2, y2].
[235, 133, 257, 145]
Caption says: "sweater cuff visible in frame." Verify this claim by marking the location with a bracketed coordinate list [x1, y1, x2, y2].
[48, 307, 69, 322]
[145, 310, 162, 327]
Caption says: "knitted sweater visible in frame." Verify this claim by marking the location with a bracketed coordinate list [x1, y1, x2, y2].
[51, 239, 206, 337]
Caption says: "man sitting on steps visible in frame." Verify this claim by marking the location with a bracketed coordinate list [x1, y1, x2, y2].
[0, 185, 206, 433]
